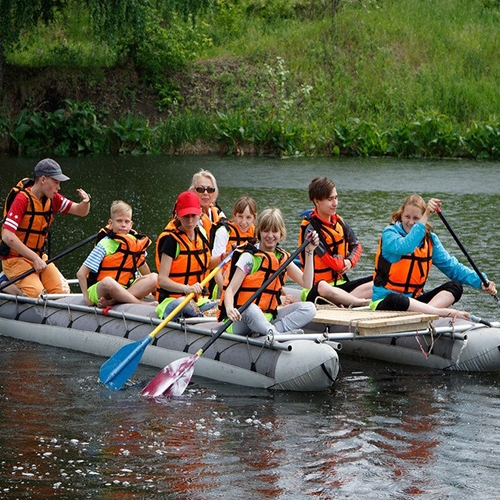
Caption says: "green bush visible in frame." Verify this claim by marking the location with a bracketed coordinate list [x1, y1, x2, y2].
[110, 114, 160, 155]
[462, 120, 500, 160]
[10, 100, 108, 156]
[332, 119, 386, 157]
[384, 111, 461, 158]
[155, 111, 214, 152]
[6, 0, 500, 159]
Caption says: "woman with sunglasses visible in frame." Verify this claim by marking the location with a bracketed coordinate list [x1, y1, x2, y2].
[189, 169, 225, 243]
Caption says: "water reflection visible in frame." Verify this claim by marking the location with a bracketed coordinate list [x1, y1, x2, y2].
[1, 156, 500, 498]
[2, 338, 500, 498]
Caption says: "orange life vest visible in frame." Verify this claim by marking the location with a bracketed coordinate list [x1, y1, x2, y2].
[218, 244, 289, 320]
[373, 232, 433, 298]
[299, 213, 349, 284]
[155, 226, 211, 301]
[224, 220, 255, 252]
[88, 229, 151, 287]
[202, 205, 223, 244]
[2, 179, 53, 258]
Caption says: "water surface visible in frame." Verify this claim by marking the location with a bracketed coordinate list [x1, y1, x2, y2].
[1, 155, 499, 499]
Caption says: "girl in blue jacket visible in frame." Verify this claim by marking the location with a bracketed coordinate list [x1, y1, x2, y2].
[371, 194, 496, 320]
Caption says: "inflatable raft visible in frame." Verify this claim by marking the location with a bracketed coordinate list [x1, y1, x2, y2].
[304, 306, 500, 372]
[0, 293, 340, 392]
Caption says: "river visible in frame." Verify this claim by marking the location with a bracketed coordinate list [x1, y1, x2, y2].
[0, 155, 499, 499]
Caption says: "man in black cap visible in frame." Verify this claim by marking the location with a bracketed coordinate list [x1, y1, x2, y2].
[1, 158, 92, 297]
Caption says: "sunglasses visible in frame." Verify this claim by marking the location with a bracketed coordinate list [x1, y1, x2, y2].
[195, 186, 216, 194]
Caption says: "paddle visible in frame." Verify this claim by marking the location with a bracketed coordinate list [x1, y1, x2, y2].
[99, 250, 236, 390]
[0, 232, 99, 292]
[142, 239, 310, 398]
[436, 208, 499, 304]
[470, 314, 493, 328]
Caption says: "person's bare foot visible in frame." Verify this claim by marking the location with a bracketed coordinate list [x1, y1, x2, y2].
[97, 296, 116, 308]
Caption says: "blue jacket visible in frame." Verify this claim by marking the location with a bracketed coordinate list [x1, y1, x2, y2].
[372, 221, 485, 301]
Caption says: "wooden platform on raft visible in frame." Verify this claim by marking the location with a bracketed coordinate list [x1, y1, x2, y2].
[312, 306, 439, 335]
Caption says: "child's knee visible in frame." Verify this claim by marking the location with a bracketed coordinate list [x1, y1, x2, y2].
[301, 301, 317, 320]
[98, 276, 118, 293]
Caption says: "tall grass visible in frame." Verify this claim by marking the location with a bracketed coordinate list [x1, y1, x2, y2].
[4, 0, 500, 157]
[155, 112, 215, 153]
[198, 0, 500, 127]
[313, 0, 500, 125]
[8, 3, 117, 67]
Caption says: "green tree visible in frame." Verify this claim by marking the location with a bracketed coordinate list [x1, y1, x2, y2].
[0, 0, 214, 89]
[0, 0, 65, 88]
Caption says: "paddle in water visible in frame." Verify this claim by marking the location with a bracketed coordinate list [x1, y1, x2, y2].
[99, 250, 235, 390]
[436, 208, 499, 305]
[141, 239, 310, 398]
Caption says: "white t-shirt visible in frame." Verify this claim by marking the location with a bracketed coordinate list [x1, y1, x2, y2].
[212, 225, 230, 257]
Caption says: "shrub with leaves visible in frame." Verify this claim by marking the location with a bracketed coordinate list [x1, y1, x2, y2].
[10, 99, 108, 156]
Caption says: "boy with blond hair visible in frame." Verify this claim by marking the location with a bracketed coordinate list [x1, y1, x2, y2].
[77, 200, 157, 307]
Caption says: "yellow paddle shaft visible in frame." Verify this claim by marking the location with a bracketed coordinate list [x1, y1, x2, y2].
[147, 250, 234, 341]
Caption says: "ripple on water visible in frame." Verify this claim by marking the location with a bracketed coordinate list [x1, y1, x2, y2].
[1, 157, 500, 499]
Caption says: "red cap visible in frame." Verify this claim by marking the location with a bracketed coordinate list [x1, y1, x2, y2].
[176, 191, 201, 217]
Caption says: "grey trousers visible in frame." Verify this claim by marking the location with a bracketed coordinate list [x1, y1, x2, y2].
[231, 302, 316, 336]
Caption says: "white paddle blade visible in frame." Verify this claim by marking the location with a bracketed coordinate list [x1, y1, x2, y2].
[162, 361, 197, 397]
[141, 353, 199, 398]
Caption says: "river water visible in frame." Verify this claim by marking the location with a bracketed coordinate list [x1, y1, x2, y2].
[0, 155, 499, 499]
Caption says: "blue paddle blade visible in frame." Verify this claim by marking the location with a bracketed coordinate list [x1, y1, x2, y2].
[99, 336, 152, 390]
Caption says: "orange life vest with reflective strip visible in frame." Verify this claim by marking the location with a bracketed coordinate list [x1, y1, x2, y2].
[2, 179, 53, 258]
[155, 226, 211, 301]
[224, 220, 255, 252]
[88, 230, 151, 287]
[299, 214, 349, 284]
[373, 232, 433, 298]
[218, 244, 289, 320]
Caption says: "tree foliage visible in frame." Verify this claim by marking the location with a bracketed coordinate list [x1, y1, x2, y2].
[0, 0, 215, 88]
[0, 0, 65, 49]
[0, 0, 65, 86]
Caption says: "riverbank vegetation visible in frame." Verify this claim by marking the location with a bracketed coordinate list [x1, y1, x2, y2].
[2, 0, 500, 158]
